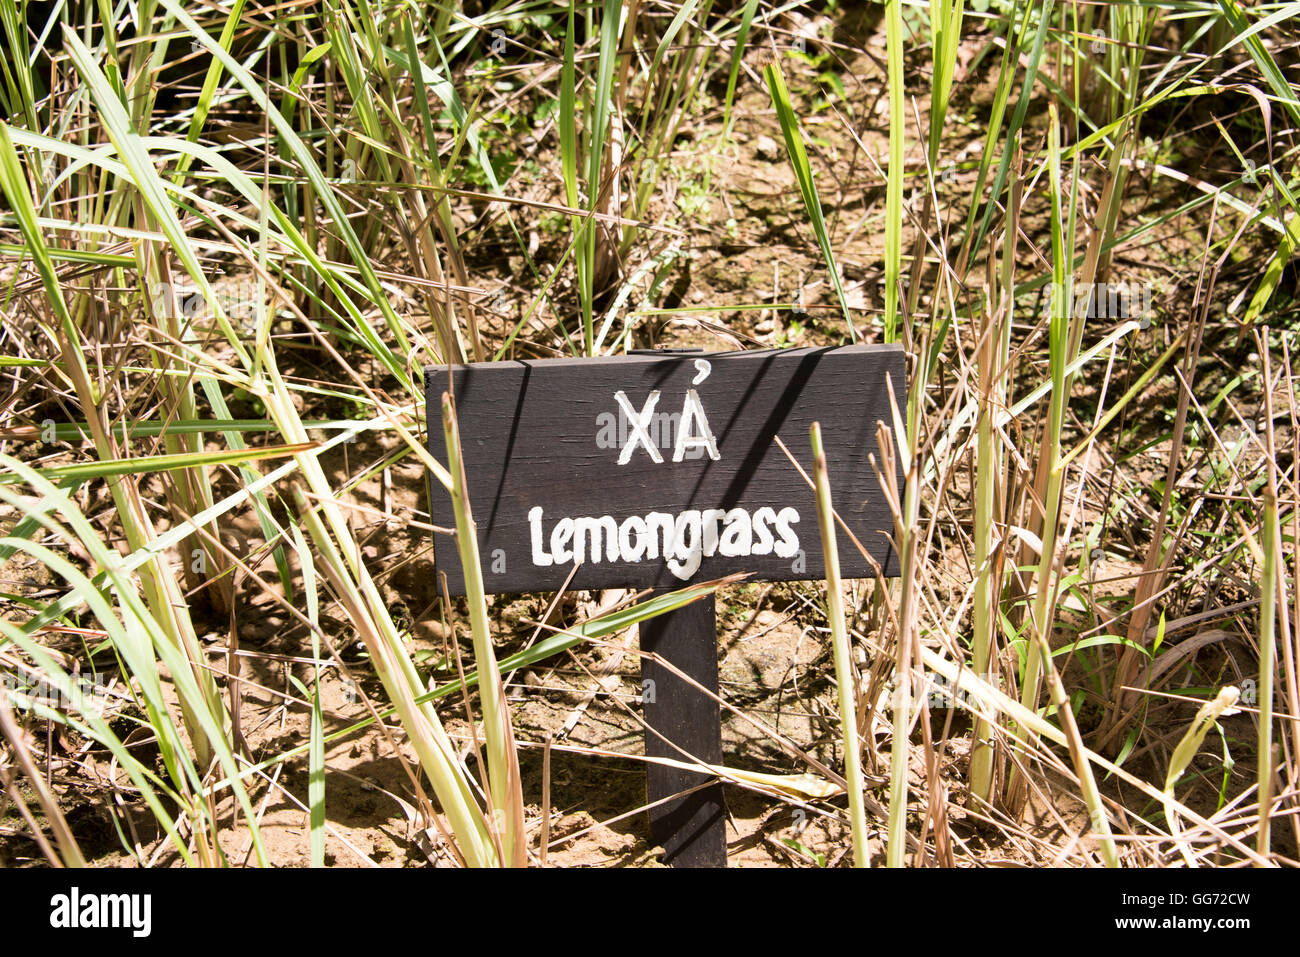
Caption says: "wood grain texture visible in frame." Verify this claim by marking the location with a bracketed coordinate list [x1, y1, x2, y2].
[640, 592, 726, 867]
[427, 345, 906, 596]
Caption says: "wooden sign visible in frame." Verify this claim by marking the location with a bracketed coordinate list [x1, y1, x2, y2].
[425, 344, 905, 868]
[427, 345, 905, 595]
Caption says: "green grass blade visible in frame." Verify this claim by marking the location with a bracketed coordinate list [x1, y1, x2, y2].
[0, 441, 317, 486]
[883, 0, 905, 342]
[721, 0, 760, 140]
[810, 422, 869, 866]
[765, 61, 856, 341]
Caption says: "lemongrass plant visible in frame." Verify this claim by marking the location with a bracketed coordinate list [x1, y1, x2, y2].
[0, 0, 739, 868]
[809, 421, 869, 866]
[3, 0, 1300, 870]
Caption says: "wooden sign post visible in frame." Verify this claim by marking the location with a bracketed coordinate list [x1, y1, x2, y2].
[427, 344, 904, 866]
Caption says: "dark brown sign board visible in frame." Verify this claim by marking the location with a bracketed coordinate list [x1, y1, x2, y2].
[426, 344, 905, 866]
